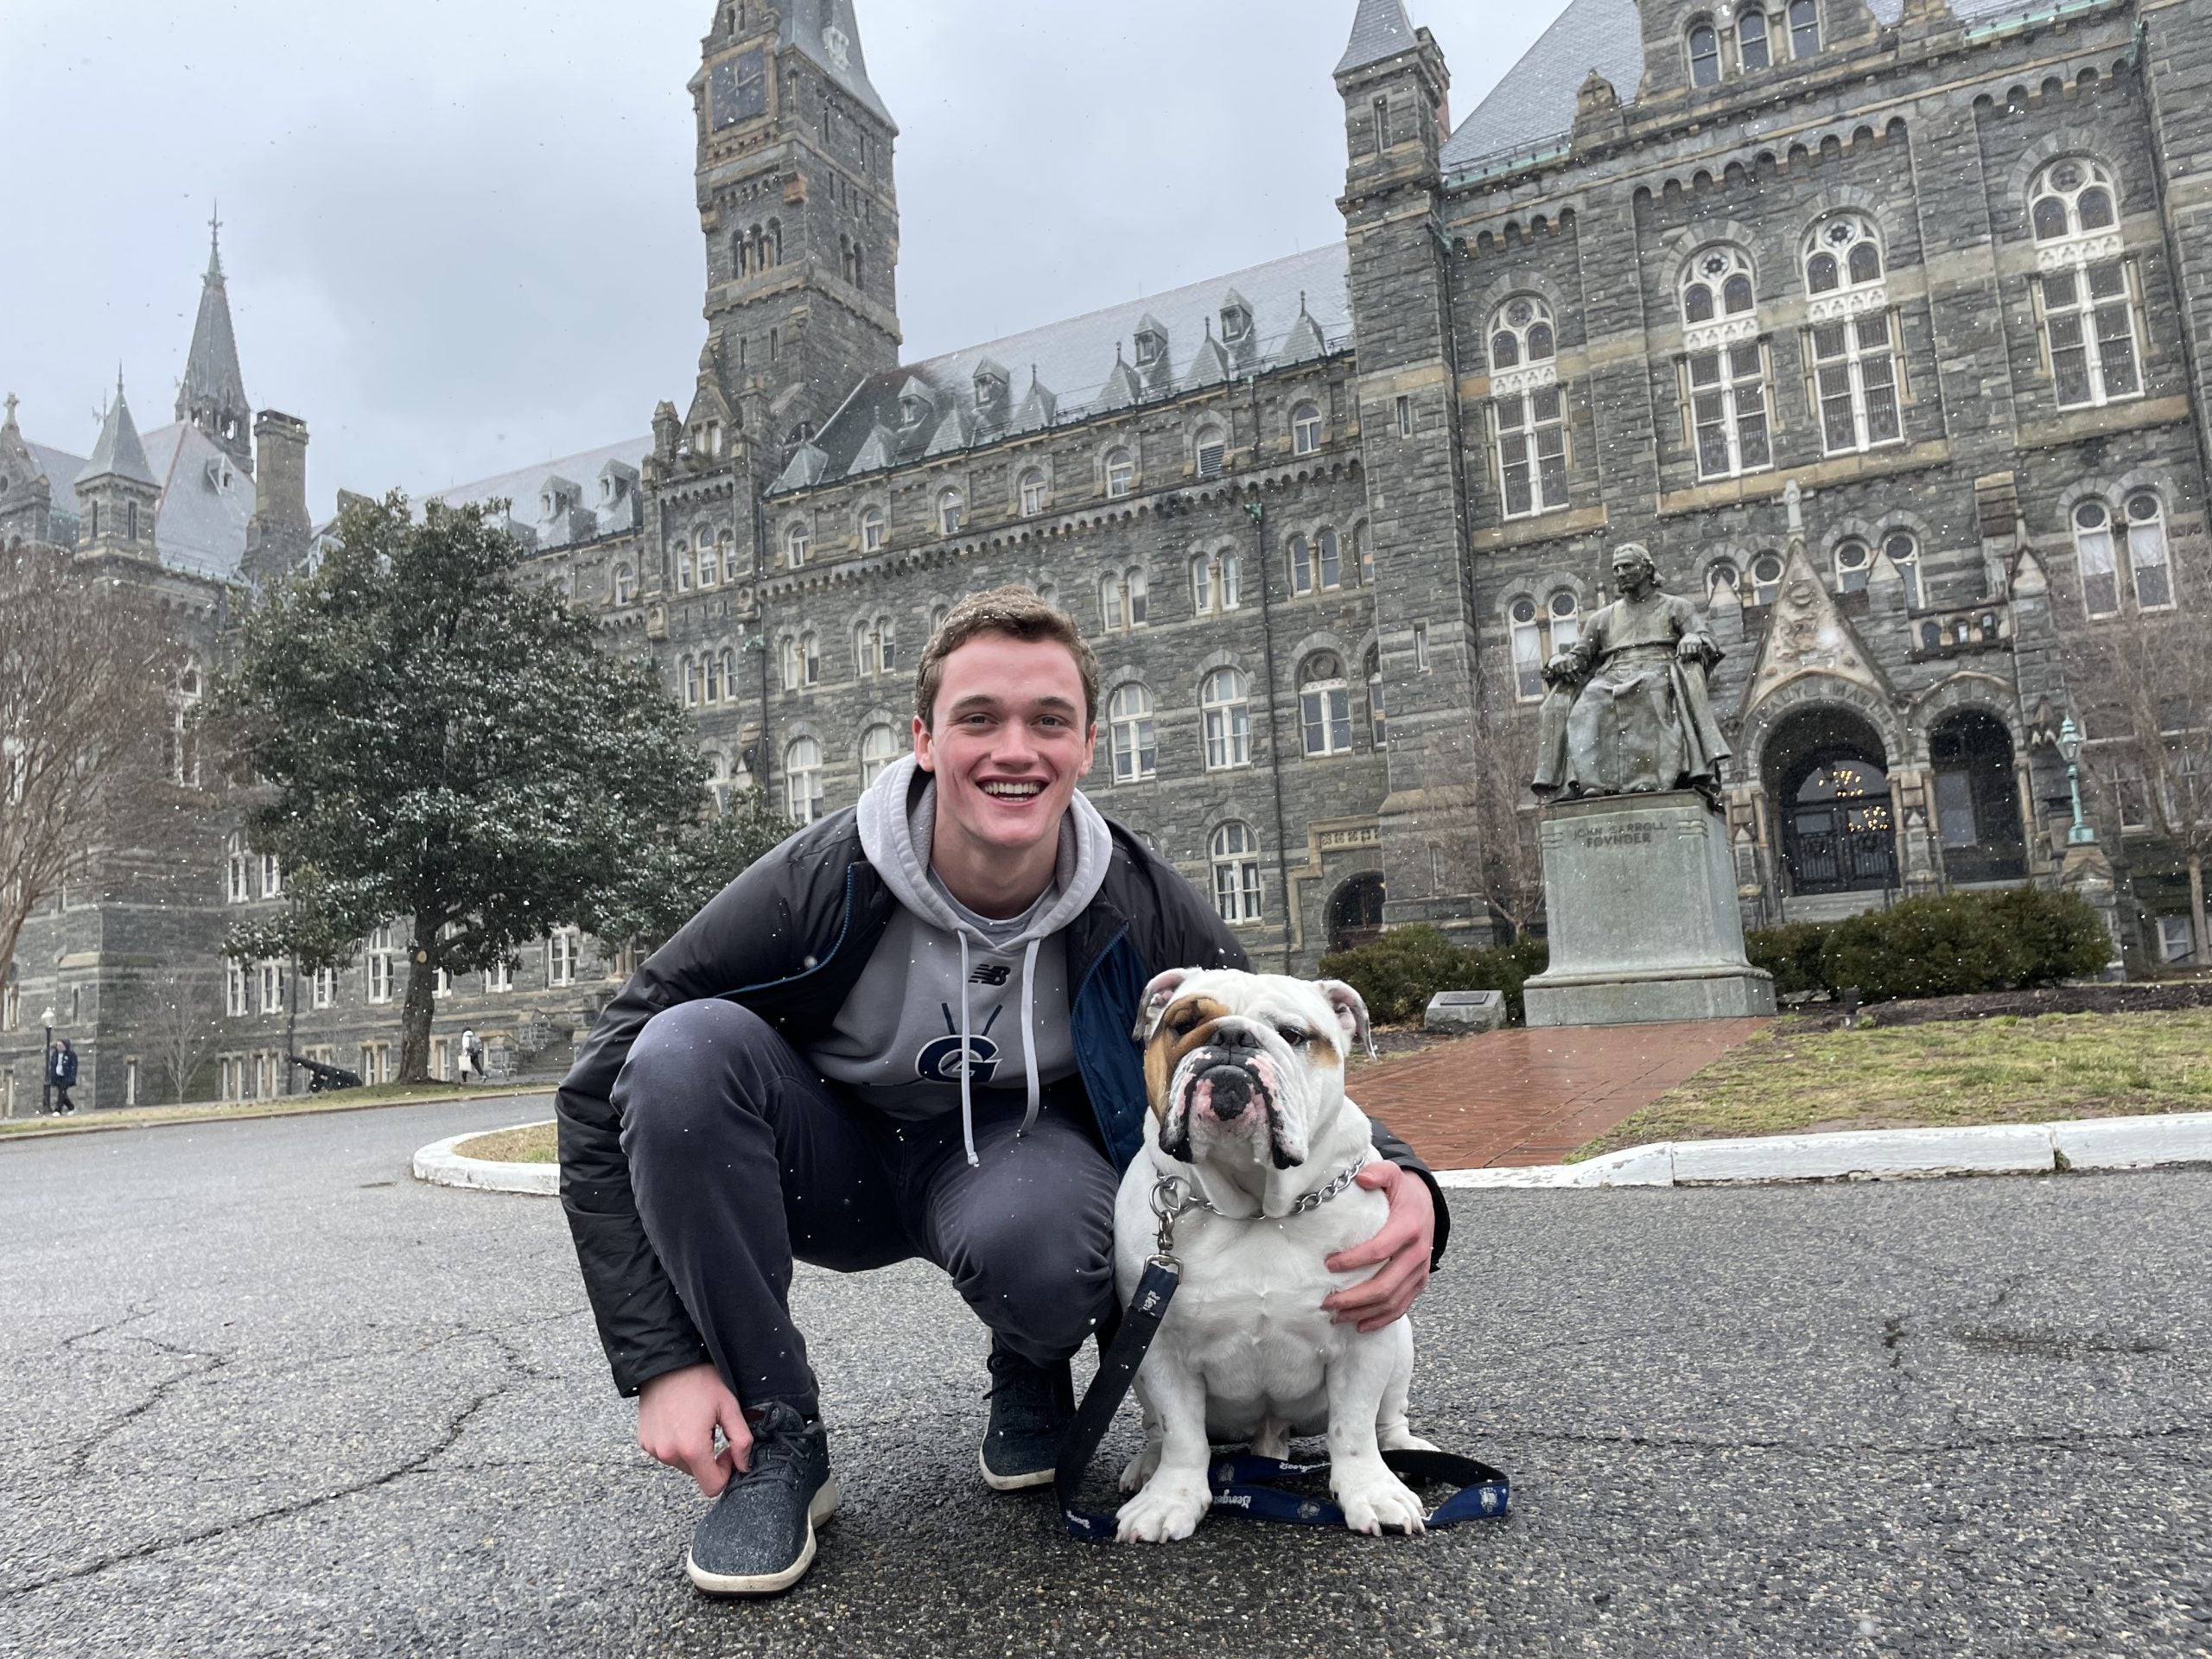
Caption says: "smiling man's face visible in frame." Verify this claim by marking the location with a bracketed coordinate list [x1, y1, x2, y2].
[914, 631, 1097, 891]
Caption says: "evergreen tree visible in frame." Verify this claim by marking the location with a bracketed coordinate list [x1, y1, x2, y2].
[211, 493, 766, 1081]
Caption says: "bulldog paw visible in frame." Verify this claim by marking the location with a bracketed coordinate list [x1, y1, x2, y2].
[1116, 1477, 1210, 1544]
[1117, 1443, 1161, 1494]
[1337, 1471, 1427, 1537]
[1378, 1426, 1440, 1453]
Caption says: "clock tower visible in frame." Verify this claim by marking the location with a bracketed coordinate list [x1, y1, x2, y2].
[685, 0, 902, 475]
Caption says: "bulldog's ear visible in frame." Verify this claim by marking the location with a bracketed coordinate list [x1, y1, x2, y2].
[1316, 980, 1376, 1060]
[1134, 969, 1196, 1044]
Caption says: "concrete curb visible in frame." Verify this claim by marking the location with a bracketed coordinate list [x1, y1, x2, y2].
[1, 1087, 550, 1145]
[1431, 1110, 2212, 1189]
[415, 1111, 2212, 1198]
[410, 1124, 559, 1197]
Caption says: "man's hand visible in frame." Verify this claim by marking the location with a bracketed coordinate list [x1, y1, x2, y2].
[1322, 1160, 1435, 1332]
[637, 1363, 751, 1497]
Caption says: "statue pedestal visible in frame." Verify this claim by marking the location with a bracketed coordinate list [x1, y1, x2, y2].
[1523, 791, 1777, 1028]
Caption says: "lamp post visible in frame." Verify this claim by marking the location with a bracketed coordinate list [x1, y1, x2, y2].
[2057, 715, 2097, 847]
[40, 1006, 56, 1116]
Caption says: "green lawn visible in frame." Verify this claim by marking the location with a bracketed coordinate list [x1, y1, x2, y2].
[453, 1122, 559, 1164]
[1570, 1009, 2212, 1161]
[0, 1081, 531, 1139]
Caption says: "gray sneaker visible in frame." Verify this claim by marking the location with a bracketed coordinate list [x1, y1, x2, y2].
[685, 1402, 841, 1598]
[978, 1338, 1075, 1492]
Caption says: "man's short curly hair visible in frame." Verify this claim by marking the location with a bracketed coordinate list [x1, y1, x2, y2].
[913, 586, 1099, 731]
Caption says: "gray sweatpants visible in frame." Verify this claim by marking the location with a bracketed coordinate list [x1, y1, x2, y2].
[614, 999, 1120, 1418]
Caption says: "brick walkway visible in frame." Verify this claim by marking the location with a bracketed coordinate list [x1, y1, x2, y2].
[1351, 1018, 1772, 1170]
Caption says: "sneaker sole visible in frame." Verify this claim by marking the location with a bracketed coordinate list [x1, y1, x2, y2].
[683, 1475, 842, 1598]
[977, 1449, 1056, 1493]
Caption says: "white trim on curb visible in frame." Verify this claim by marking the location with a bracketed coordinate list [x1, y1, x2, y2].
[412, 1123, 558, 1197]
[415, 1111, 2212, 1199]
[1430, 1111, 2212, 1189]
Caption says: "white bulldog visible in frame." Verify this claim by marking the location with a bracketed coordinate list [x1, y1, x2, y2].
[1112, 967, 1435, 1543]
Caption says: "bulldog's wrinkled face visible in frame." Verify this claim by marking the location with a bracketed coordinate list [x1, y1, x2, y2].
[1133, 969, 1375, 1172]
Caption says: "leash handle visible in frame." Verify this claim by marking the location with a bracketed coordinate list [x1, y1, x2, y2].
[1057, 1261, 1180, 1541]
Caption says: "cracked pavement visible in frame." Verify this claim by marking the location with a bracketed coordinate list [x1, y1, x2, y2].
[1, 1101, 2208, 1656]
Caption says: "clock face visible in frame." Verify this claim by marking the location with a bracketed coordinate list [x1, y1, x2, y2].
[710, 47, 767, 130]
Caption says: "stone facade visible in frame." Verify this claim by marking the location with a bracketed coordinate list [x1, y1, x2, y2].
[7, 0, 2212, 1111]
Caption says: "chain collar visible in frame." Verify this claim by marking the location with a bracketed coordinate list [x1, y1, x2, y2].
[1148, 1154, 1372, 1265]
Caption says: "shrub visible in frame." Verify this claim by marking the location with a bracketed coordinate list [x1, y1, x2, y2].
[1815, 887, 2110, 1003]
[1318, 925, 1549, 1026]
[1745, 922, 1834, 999]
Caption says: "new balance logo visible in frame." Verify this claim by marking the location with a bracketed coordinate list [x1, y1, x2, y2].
[969, 963, 1012, 986]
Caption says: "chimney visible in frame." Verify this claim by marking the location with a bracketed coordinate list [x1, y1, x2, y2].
[243, 410, 312, 588]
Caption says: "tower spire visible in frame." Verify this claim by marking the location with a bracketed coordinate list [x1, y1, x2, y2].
[178, 207, 253, 467]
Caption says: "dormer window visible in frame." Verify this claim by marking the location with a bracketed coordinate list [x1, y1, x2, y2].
[974, 368, 1007, 412]
[900, 392, 931, 429]
[1221, 301, 1252, 344]
[541, 493, 555, 518]
[1135, 327, 1166, 370]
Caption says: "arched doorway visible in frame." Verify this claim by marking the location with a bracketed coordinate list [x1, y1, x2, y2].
[1764, 706, 1897, 897]
[1326, 873, 1387, 954]
[1929, 709, 2027, 884]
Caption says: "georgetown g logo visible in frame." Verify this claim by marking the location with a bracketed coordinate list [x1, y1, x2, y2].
[915, 1001, 1003, 1084]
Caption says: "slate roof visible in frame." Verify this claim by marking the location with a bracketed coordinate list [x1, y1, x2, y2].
[78, 381, 157, 488]
[177, 232, 251, 425]
[1338, 0, 1420, 75]
[427, 435, 655, 551]
[777, 241, 1352, 496]
[1440, 0, 2059, 175]
[141, 422, 255, 582]
[26, 442, 86, 519]
[779, 0, 895, 131]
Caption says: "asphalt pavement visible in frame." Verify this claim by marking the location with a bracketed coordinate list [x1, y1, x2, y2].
[1, 1099, 2207, 1657]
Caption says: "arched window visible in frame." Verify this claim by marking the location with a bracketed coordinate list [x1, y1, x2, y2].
[2127, 493, 2174, 609]
[1548, 589, 1582, 656]
[779, 636, 802, 692]
[800, 631, 820, 686]
[1707, 562, 1742, 605]
[613, 562, 636, 605]
[1105, 448, 1135, 499]
[785, 521, 810, 567]
[682, 657, 702, 707]
[1354, 524, 1373, 586]
[1019, 468, 1047, 517]
[938, 489, 964, 536]
[861, 506, 886, 553]
[1737, 8, 1770, 69]
[1191, 552, 1217, 615]
[1681, 247, 1770, 480]
[1884, 531, 1923, 609]
[2031, 162, 2140, 410]
[1491, 297, 1567, 518]
[1300, 653, 1352, 757]
[929, 602, 950, 635]
[705, 652, 727, 703]
[1788, 0, 1820, 55]
[1367, 646, 1386, 747]
[785, 737, 823, 823]
[1100, 573, 1127, 632]
[706, 752, 730, 816]
[1805, 219, 1902, 455]
[1218, 549, 1242, 610]
[1292, 402, 1324, 456]
[855, 617, 895, 677]
[1317, 529, 1342, 590]
[1125, 567, 1148, 626]
[1834, 537, 1872, 594]
[674, 540, 693, 594]
[1211, 822, 1263, 924]
[858, 723, 900, 790]
[1109, 683, 1157, 783]
[2075, 499, 2120, 618]
[168, 658, 204, 786]
[1688, 19, 1721, 86]
[1195, 425, 1228, 480]
[1510, 597, 1546, 700]
[1751, 550, 1785, 606]
[1201, 668, 1251, 770]
[1289, 534, 1314, 596]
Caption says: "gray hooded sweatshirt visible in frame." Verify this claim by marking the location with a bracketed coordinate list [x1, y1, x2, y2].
[812, 755, 1114, 1166]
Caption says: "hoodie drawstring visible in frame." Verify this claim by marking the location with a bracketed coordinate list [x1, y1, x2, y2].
[957, 931, 979, 1168]
[1018, 936, 1042, 1140]
[956, 930, 1046, 1167]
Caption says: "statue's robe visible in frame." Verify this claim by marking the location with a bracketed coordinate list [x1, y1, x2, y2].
[1532, 590, 1731, 797]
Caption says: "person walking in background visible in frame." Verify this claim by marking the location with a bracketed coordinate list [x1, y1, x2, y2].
[49, 1039, 79, 1115]
[457, 1027, 481, 1084]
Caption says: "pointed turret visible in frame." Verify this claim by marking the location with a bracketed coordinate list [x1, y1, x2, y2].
[76, 373, 162, 558]
[1337, 0, 1418, 74]
[781, 0, 895, 131]
[0, 393, 56, 547]
[178, 213, 254, 471]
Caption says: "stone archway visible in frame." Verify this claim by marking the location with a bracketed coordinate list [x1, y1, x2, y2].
[1763, 705, 1897, 897]
[1929, 709, 2028, 884]
[1325, 873, 1387, 954]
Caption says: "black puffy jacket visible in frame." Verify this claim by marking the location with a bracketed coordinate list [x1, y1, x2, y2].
[556, 801, 1452, 1396]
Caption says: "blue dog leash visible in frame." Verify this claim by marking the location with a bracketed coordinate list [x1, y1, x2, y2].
[1054, 1178, 1511, 1541]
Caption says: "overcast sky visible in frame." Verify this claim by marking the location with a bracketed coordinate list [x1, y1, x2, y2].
[0, 0, 1553, 518]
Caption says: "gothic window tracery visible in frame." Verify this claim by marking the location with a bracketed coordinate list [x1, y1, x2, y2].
[1804, 219, 1901, 455]
[1490, 296, 1567, 518]
[1680, 247, 1770, 479]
